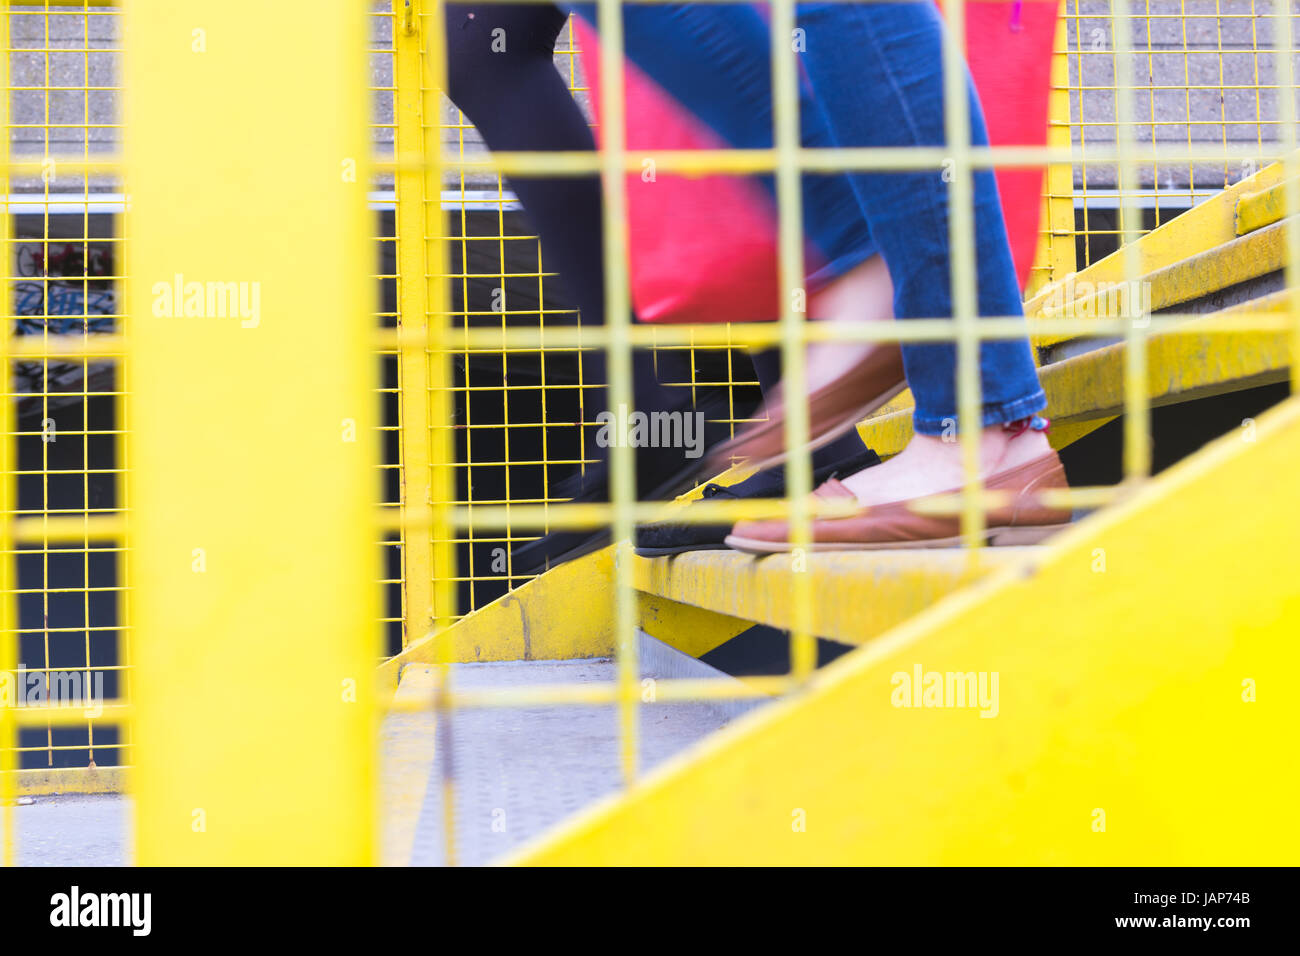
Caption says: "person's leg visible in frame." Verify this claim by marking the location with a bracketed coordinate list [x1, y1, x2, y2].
[445, 5, 735, 574]
[450, 5, 884, 421]
[808, 10, 1048, 459]
[444, 5, 686, 418]
[727, 5, 1070, 550]
[787, 2, 1050, 503]
[796, 2, 1045, 439]
[749, 349, 872, 469]
[445, 5, 603, 326]
[572, 3, 903, 471]
[572, 2, 879, 291]
[577, 2, 1046, 475]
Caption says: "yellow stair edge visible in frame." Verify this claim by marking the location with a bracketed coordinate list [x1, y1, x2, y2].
[377, 549, 617, 696]
[632, 547, 1027, 648]
[376, 547, 757, 698]
[1024, 152, 1290, 343]
[506, 394, 1300, 866]
[381, 269, 1293, 696]
[857, 291, 1293, 458]
[9, 765, 128, 798]
[1235, 177, 1292, 235]
[1039, 218, 1285, 326]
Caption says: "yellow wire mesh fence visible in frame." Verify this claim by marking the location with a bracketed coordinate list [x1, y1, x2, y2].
[0, 0, 1296, 865]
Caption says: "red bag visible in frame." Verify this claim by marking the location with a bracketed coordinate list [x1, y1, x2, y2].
[575, 1, 1058, 324]
[966, 1, 1059, 284]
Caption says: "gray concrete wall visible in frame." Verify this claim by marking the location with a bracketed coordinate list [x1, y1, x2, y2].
[1068, 0, 1297, 190]
[4, 3, 1296, 194]
[5, 2, 586, 193]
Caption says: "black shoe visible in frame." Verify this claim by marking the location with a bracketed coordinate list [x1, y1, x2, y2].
[633, 446, 882, 557]
[511, 391, 737, 575]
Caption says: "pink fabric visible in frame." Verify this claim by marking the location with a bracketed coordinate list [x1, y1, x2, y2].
[965, 1, 1058, 284]
[576, 18, 800, 323]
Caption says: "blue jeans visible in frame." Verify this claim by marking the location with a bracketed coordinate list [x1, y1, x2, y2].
[572, 2, 1047, 435]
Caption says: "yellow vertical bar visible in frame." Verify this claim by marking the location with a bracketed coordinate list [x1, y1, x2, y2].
[423, 0, 454, 641]
[1111, 0, 1151, 483]
[123, 0, 377, 864]
[393, 0, 435, 648]
[941, 0, 984, 552]
[0, 0, 16, 869]
[593, 0, 638, 784]
[1036, 4, 1078, 291]
[418, 0, 459, 864]
[769, 0, 814, 682]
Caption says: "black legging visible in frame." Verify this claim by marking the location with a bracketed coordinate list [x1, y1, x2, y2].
[445, 6, 665, 401]
[445, 6, 604, 325]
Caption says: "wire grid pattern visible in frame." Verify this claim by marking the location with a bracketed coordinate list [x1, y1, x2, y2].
[406, 0, 1300, 865]
[0, 0, 763, 784]
[429, 13, 762, 625]
[372, 7, 404, 648]
[2, 1, 125, 780]
[0, 2, 408, 778]
[0, 0, 1295, 865]
[1062, 0, 1292, 267]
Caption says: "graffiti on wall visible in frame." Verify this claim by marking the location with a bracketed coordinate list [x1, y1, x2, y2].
[10, 239, 118, 418]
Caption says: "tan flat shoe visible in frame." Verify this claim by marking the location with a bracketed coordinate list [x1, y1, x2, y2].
[724, 448, 1072, 552]
[707, 343, 906, 472]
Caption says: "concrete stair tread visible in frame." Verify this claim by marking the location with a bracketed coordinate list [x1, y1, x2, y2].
[634, 546, 1040, 646]
[381, 634, 762, 866]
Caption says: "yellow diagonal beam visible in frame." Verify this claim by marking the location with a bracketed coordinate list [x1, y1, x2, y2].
[1236, 178, 1292, 235]
[1044, 221, 1285, 323]
[510, 395, 1300, 865]
[377, 549, 616, 694]
[1025, 153, 1292, 345]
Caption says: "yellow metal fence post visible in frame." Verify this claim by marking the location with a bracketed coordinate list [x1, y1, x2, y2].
[417, 0, 461, 866]
[1027, 2, 1078, 295]
[1044, 4, 1077, 284]
[0, 0, 15, 868]
[123, 0, 378, 864]
[769, 0, 815, 684]
[591, 0, 640, 785]
[393, 0, 436, 648]
[419, 1, 456, 651]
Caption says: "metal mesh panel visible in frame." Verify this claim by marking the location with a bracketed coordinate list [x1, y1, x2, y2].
[4, 1, 123, 778]
[1063, 0, 1288, 266]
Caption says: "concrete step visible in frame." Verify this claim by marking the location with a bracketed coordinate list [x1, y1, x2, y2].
[381, 633, 763, 866]
[1, 795, 130, 867]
